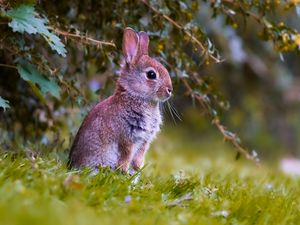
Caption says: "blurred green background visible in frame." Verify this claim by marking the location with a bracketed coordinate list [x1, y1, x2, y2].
[1, 0, 300, 163]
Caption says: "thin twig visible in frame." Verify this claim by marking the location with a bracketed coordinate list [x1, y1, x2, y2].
[0, 18, 116, 48]
[180, 77, 207, 111]
[0, 63, 17, 70]
[212, 118, 259, 165]
[50, 28, 116, 48]
[209, 0, 264, 25]
[141, 0, 223, 64]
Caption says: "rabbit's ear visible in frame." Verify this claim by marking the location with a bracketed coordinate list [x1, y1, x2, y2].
[123, 28, 139, 64]
[138, 31, 149, 56]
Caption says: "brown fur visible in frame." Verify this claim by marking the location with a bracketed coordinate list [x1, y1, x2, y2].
[68, 28, 172, 173]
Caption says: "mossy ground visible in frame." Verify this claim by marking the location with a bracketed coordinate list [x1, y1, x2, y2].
[0, 128, 299, 225]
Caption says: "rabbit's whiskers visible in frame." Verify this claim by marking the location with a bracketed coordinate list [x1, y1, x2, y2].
[166, 101, 182, 124]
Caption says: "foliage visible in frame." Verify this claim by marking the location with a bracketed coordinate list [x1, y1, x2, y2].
[5, 4, 67, 56]
[0, 0, 300, 160]
[207, 0, 300, 52]
[17, 59, 60, 98]
[0, 96, 10, 110]
[0, 131, 299, 225]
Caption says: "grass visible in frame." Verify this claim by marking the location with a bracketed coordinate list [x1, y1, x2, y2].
[0, 128, 300, 225]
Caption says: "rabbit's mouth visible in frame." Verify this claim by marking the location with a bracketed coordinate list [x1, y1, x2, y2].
[157, 92, 172, 102]
[156, 86, 172, 102]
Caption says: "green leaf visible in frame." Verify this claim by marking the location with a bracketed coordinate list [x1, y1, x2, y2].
[17, 60, 60, 98]
[6, 4, 67, 57]
[0, 96, 10, 111]
[6, 5, 42, 34]
[42, 32, 67, 57]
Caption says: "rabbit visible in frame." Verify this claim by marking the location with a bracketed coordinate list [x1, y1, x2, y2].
[68, 27, 173, 173]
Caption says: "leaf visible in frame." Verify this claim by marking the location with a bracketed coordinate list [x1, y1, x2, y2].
[0, 96, 10, 111]
[279, 53, 285, 62]
[296, 5, 300, 17]
[42, 32, 67, 57]
[6, 5, 43, 34]
[17, 60, 60, 98]
[6, 4, 67, 57]
[235, 152, 241, 160]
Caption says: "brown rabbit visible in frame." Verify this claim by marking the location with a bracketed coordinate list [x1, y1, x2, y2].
[68, 27, 172, 173]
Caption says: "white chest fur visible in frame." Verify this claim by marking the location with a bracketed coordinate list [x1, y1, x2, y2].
[122, 106, 162, 143]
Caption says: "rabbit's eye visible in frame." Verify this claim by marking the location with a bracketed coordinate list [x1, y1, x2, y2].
[146, 70, 157, 80]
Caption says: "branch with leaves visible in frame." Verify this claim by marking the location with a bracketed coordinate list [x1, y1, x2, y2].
[180, 77, 260, 165]
[207, 0, 300, 53]
[141, 0, 223, 64]
[0, 4, 115, 110]
[143, 0, 258, 163]
[50, 28, 116, 48]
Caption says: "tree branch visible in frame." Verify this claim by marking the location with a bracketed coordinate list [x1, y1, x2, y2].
[141, 0, 223, 64]
[0, 18, 116, 48]
[49, 28, 116, 48]
[181, 77, 260, 165]
[0, 63, 17, 70]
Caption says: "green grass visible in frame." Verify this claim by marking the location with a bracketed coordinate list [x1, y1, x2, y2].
[0, 129, 300, 225]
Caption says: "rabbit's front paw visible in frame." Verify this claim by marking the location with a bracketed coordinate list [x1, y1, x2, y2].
[132, 157, 144, 171]
[118, 160, 130, 174]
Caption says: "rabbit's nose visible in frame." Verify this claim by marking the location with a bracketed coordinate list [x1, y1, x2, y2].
[166, 87, 173, 95]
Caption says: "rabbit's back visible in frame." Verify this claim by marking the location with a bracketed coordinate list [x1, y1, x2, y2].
[69, 97, 121, 169]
